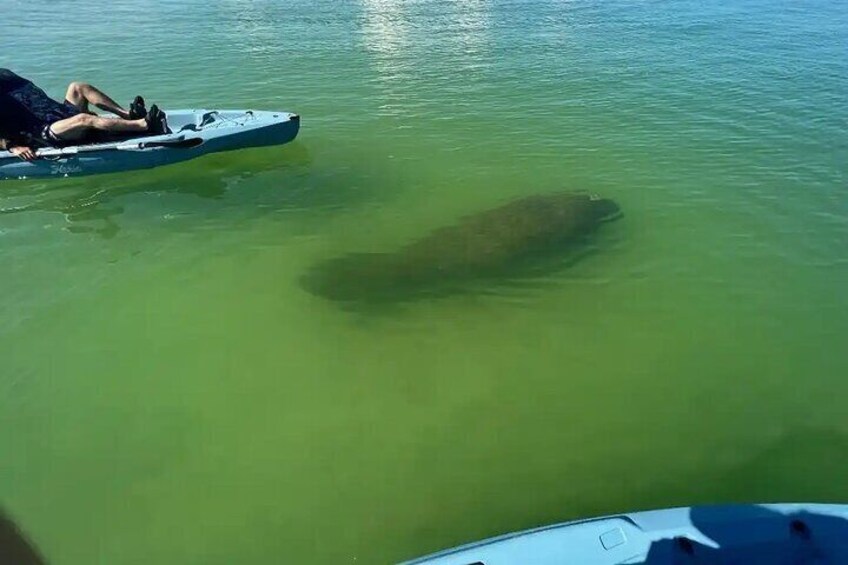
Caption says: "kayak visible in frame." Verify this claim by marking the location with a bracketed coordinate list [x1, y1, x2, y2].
[402, 503, 848, 564]
[0, 109, 299, 180]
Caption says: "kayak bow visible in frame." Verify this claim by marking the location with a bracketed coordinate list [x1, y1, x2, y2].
[402, 503, 848, 564]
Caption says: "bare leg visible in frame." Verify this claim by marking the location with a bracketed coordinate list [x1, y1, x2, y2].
[48, 113, 148, 142]
[65, 81, 130, 119]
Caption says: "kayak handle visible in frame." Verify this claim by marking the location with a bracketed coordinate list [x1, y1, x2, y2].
[138, 138, 204, 150]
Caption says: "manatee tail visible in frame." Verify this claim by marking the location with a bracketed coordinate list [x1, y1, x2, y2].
[300, 253, 405, 302]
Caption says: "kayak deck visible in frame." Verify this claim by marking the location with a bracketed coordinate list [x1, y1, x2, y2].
[402, 503, 848, 564]
[0, 109, 300, 179]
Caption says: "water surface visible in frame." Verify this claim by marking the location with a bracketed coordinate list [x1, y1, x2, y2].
[1, 0, 847, 563]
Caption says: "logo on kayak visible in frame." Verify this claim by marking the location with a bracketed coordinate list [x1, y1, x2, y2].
[50, 161, 83, 176]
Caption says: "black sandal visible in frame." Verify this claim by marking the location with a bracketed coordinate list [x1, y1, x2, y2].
[129, 96, 147, 120]
[145, 105, 169, 135]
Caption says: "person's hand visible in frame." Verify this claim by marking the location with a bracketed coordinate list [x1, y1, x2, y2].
[10, 146, 36, 161]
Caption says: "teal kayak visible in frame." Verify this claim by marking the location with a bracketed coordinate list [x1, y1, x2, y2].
[0, 109, 299, 180]
[402, 503, 848, 564]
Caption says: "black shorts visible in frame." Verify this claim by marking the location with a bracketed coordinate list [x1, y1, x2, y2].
[40, 123, 67, 147]
[61, 99, 82, 114]
[38, 100, 83, 147]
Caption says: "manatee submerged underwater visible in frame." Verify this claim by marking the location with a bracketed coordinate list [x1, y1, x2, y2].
[301, 192, 622, 303]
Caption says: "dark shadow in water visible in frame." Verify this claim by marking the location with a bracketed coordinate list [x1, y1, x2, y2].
[570, 427, 848, 527]
[639, 505, 848, 563]
[596, 427, 848, 562]
[714, 428, 848, 504]
[0, 142, 312, 238]
[401, 429, 848, 564]
[0, 142, 380, 238]
[310, 241, 609, 315]
[644, 427, 848, 511]
[301, 193, 623, 311]
[453, 428, 848, 565]
[0, 507, 46, 565]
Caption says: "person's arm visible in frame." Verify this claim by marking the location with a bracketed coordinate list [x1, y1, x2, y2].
[0, 137, 36, 161]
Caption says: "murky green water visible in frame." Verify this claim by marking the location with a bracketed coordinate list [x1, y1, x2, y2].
[1, 0, 847, 563]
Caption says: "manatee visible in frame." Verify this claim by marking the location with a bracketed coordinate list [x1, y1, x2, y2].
[301, 192, 621, 303]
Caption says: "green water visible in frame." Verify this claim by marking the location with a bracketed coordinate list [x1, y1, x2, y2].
[2, 0, 847, 562]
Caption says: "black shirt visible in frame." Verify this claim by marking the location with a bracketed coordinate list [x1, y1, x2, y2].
[0, 69, 77, 147]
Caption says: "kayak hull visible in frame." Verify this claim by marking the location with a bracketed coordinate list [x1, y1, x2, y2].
[402, 503, 848, 564]
[0, 109, 299, 180]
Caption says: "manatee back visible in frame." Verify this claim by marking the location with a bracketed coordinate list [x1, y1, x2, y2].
[399, 193, 611, 274]
[300, 192, 622, 303]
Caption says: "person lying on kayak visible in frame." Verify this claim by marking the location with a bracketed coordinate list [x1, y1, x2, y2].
[0, 68, 168, 161]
